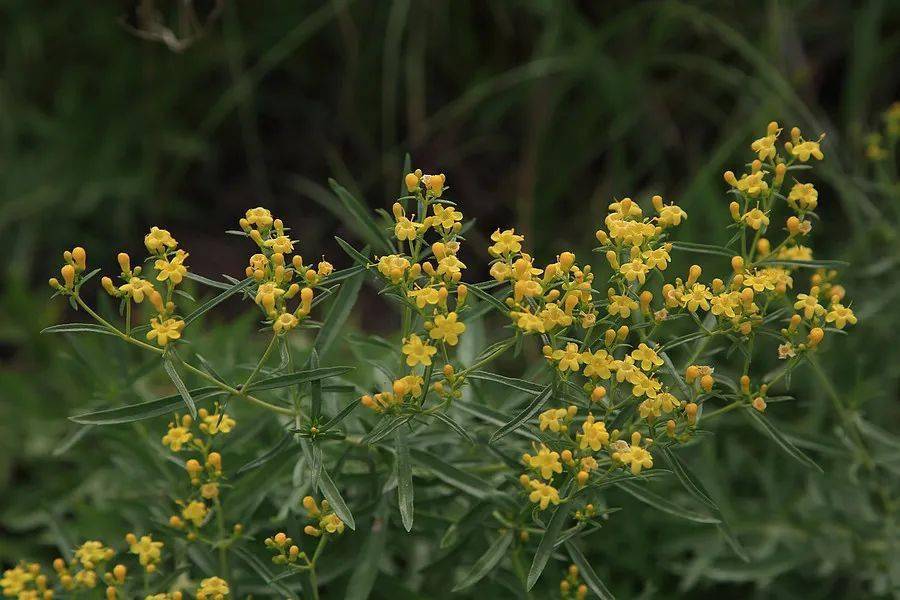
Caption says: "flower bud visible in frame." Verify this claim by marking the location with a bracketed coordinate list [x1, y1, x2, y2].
[752, 397, 767, 412]
[72, 247, 87, 272]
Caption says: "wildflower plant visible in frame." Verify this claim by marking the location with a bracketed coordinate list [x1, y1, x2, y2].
[21, 121, 859, 598]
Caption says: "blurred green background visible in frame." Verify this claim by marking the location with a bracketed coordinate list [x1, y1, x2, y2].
[2, 0, 899, 597]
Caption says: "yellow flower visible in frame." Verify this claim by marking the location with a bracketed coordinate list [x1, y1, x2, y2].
[539, 303, 574, 330]
[489, 228, 524, 256]
[320, 513, 345, 535]
[751, 133, 778, 161]
[657, 205, 687, 228]
[607, 292, 638, 318]
[619, 257, 650, 284]
[732, 171, 768, 197]
[528, 480, 561, 510]
[377, 255, 410, 284]
[658, 392, 680, 412]
[538, 408, 568, 433]
[613, 433, 654, 475]
[682, 284, 712, 312]
[431, 204, 462, 230]
[428, 312, 465, 345]
[639, 397, 661, 419]
[642, 247, 671, 270]
[436, 254, 467, 279]
[394, 216, 421, 242]
[127, 534, 163, 569]
[578, 416, 609, 451]
[147, 317, 185, 346]
[794, 293, 825, 320]
[245, 207, 274, 228]
[742, 207, 769, 230]
[200, 410, 236, 435]
[402, 334, 437, 367]
[510, 309, 545, 334]
[119, 277, 155, 302]
[196, 576, 229, 600]
[825, 303, 857, 329]
[265, 235, 293, 254]
[710, 291, 741, 319]
[422, 173, 446, 197]
[524, 445, 563, 479]
[631, 343, 663, 371]
[144, 226, 178, 254]
[74, 541, 114, 570]
[407, 286, 441, 309]
[791, 138, 824, 161]
[630, 373, 662, 398]
[182, 501, 208, 527]
[162, 425, 192, 452]
[1, 564, 33, 596]
[489, 261, 512, 282]
[787, 182, 818, 211]
[549, 342, 581, 372]
[155, 250, 189, 285]
[255, 282, 285, 316]
[613, 356, 640, 384]
[273, 312, 299, 334]
[581, 349, 614, 380]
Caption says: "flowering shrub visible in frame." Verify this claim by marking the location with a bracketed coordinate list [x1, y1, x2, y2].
[12, 121, 857, 599]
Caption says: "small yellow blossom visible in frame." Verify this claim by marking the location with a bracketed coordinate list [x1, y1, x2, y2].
[162, 425, 192, 452]
[825, 303, 857, 329]
[631, 343, 663, 371]
[743, 207, 770, 230]
[787, 182, 818, 211]
[273, 312, 299, 334]
[144, 226, 178, 254]
[578, 416, 609, 451]
[538, 408, 568, 432]
[581, 349, 614, 380]
[607, 292, 638, 318]
[682, 284, 712, 312]
[428, 312, 466, 345]
[794, 293, 825, 320]
[489, 229, 524, 256]
[320, 513, 345, 535]
[402, 334, 437, 367]
[528, 480, 561, 510]
[524, 445, 563, 479]
[182, 501, 208, 527]
[196, 576, 229, 600]
[245, 207, 274, 228]
[154, 250, 189, 285]
[127, 534, 163, 570]
[430, 204, 462, 230]
[147, 317, 185, 346]
[74, 541, 114, 570]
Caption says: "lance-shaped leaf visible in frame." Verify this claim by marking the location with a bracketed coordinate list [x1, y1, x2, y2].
[70, 387, 223, 425]
[658, 445, 717, 509]
[319, 399, 361, 432]
[345, 501, 388, 600]
[396, 429, 414, 532]
[335, 237, 372, 268]
[453, 531, 513, 591]
[565, 541, 615, 600]
[617, 481, 720, 524]
[744, 408, 823, 472]
[309, 350, 323, 420]
[409, 448, 494, 500]
[318, 463, 356, 530]
[245, 366, 353, 391]
[233, 547, 300, 599]
[430, 411, 474, 444]
[183, 277, 252, 326]
[236, 430, 295, 476]
[313, 267, 365, 360]
[41, 323, 117, 336]
[670, 241, 735, 257]
[163, 359, 197, 418]
[467, 371, 545, 395]
[490, 384, 553, 443]
[329, 179, 393, 253]
[465, 284, 509, 314]
[527, 491, 572, 590]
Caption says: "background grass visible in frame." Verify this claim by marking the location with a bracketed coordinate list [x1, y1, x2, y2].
[1, 0, 899, 597]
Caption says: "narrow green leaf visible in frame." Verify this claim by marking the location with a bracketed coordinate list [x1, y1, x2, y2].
[362, 415, 411, 446]
[744, 408, 823, 472]
[465, 284, 508, 314]
[41, 323, 116, 336]
[163, 359, 197, 419]
[70, 387, 222, 425]
[183, 277, 252, 325]
[246, 366, 353, 391]
[53, 425, 93, 456]
[717, 522, 751, 563]
[313, 268, 364, 360]
[232, 547, 300, 599]
[409, 448, 494, 500]
[659, 446, 717, 509]
[430, 411, 474, 444]
[565, 541, 615, 600]
[490, 385, 553, 443]
[335, 236, 372, 268]
[468, 370, 545, 395]
[617, 481, 720, 523]
[453, 531, 513, 591]
[671, 241, 734, 257]
[756, 258, 848, 269]
[309, 350, 323, 420]
[527, 493, 572, 590]
[318, 464, 356, 530]
[236, 431, 295, 476]
[319, 399, 361, 432]
[329, 178, 393, 252]
[184, 272, 232, 290]
[440, 501, 493, 550]
[396, 430, 414, 532]
[344, 502, 388, 600]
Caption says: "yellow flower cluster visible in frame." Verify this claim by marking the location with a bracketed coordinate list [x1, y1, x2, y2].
[1, 562, 52, 600]
[241, 207, 332, 334]
[360, 170, 470, 414]
[301, 496, 346, 537]
[559, 564, 588, 600]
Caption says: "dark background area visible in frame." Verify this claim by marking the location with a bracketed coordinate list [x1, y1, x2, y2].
[2, 1, 899, 597]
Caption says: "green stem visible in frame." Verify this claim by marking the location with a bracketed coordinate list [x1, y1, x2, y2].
[213, 496, 230, 580]
[242, 334, 278, 390]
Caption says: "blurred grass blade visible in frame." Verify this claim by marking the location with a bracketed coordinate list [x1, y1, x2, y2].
[233, 547, 300, 599]
[41, 323, 117, 336]
[409, 448, 493, 499]
[70, 387, 222, 424]
[329, 178, 393, 253]
[362, 415, 411, 445]
[659, 446, 717, 509]
[320, 399, 361, 432]
[465, 284, 508, 314]
[565, 540, 615, 600]
[453, 531, 513, 591]
[183, 277, 252, 326]
[617, 481, 720, 524]
[744, 408, 823, 472]
[318, 463, 356, 530]
[440, 501, 492, 550]
[309, 349, 323, 419]
[490, 384, 553, 443]
[335, 237, 372, 267]
[52, 425, 93, 456]
[313, 268, 364, 360]
[671, 241, 734, 257]
[345, 501, 388, 600]
[185, 272, 232, 290]
[527, 494, 571, 590]
[246, 366, 352, 391]
[236, 430, 294, 476]
[396, 429, 414, 532]
[163, 358, 197, 419]
[717, 522, 751, 563]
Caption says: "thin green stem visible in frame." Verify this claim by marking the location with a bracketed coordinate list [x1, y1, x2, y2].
[213, 496, 230, 580]
[242, 334, 278, 390]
